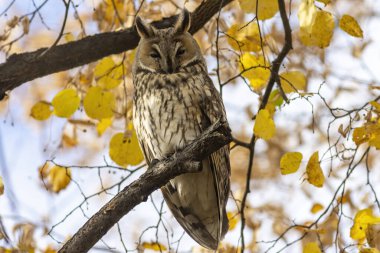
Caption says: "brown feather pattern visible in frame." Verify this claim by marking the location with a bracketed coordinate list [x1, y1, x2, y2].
[132, 12, 230, 249]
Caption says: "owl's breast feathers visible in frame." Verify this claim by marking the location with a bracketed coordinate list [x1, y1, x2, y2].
[133, 69, 230, 250]
[133, 70, 211, 156]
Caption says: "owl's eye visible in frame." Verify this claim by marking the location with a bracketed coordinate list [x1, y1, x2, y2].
[176, 48, 185, 57]
[150, 50, 161, 59]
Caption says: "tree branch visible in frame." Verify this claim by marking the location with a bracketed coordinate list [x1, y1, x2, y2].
[239, 0, 292, 251]
[0, 0, 232, 100]
[58, 121, 232, 253]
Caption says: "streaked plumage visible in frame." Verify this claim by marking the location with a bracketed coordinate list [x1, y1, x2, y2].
[132, 9, 230, 250]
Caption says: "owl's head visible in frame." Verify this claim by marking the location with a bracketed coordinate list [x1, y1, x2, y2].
[133, 9, 205, 74]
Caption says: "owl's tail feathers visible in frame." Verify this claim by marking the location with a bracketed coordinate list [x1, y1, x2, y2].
[221, 210, 229, 240]
[161, 186, 220, 250]
[189, 219, 219, 250]
[189, 210, 229, 250]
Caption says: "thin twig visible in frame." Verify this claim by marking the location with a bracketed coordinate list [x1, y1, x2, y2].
[239, 0, 292, 251]
[0, 0, 16, 16]
[39, 0, 71, 57]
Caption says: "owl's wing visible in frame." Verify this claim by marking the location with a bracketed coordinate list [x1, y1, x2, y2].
[199, 75, 231, 242]
[161, 75, 230, 250]
[139, 136, 220, 249]
[138, 138, 154, 166]
[161, 180, 220, 249]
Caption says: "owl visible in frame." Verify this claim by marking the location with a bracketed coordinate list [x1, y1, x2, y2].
[132, 9, 231, 250]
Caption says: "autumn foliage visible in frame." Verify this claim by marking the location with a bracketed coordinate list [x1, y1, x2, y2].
[0, 0, 380, 252]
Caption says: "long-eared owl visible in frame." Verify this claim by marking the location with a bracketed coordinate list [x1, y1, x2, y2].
[132, 9, 231, 250]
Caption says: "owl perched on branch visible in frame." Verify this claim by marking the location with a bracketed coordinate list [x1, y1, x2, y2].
[132, 9, 231, 250]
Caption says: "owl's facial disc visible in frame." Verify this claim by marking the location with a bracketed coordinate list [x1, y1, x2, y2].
[149, 40, 187, 74]
[137, 32, 199, 74]
[134, 9, 205, 75]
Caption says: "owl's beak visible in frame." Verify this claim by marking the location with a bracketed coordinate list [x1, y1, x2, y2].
[166, 64, 173, 74]
[163, 56, 176, 74]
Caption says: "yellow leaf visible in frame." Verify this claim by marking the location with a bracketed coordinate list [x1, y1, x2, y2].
[298, 0, 334, 48]
[0, 176, 4, 196]
[141, 242, 167, 251]
[298, 0, 317, 33]
[30, 101, 52, 121]
[52, 88, 80, 118]
[109, 129, 144, 167]
[369, 134, 380, 149]
[370, 101, 380, 112]
[303, 242, 321, 253]
[39, 163, 50, 180]
[311, 10, 335, 48]
[280, 71, 307, 93]
[97, 118, 113, 136]
[310, 203, 324, 214]
[339, 14, 363, 38]
[83, 86, 115, 119]
[316, 0, 331, 5]
[239, 53, 270, 91]
[280, 152, 303, 175]
[353, 126, 370, 146]
[301, 10, 334, 48]
[0, 247, 13, 253]
[128, 49, 136, 63]
[268, 90, 284, 107]
[64, 33, 75, 42]
[239, 53, 266, 79]
[306, 152, 325, 188]
[103, 0, 125, 26]
[94, 57, 124, 89]
[350, 208, 380, 240]
[360, 248, 380, 253]
[227, 23, 261, 52]
[254, 109, 276, 140]
[352, 122, 380, 149]
[265, 103, 276, 118]
[238, 0, 279, 20]
[48, 166, 71, 193]
[227, 212, 239, 230]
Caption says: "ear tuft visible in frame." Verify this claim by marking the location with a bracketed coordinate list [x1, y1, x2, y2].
[173, 9, 191, 34]
[135, 16, 154, 38]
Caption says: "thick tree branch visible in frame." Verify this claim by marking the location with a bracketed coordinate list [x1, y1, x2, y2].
[0, 0, 233, 100]
[58, 121, 232, 253]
